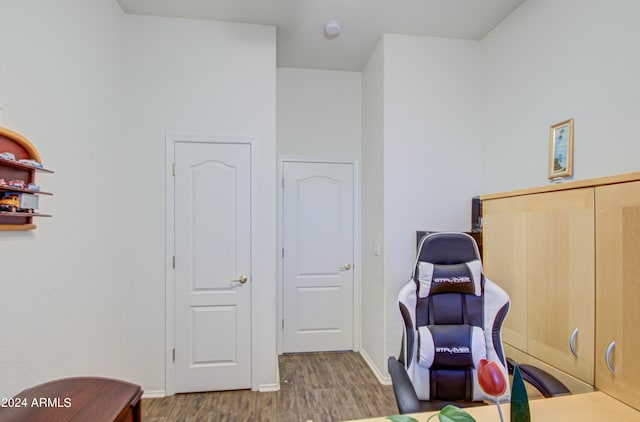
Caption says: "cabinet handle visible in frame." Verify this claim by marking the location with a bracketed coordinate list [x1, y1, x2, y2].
[605, 341, 616, 375]
[569, 328, 579, 357]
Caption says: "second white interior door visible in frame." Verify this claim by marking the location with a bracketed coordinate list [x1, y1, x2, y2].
[282, 161, 355, 353]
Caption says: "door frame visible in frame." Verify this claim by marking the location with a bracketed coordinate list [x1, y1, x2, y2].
[165, 134, 256, 395]
[277, 157, 361, 355]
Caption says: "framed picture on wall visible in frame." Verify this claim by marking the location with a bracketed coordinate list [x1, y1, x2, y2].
[548, 118, 574, 179]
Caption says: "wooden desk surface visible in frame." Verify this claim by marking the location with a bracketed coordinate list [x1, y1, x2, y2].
[346, 392, 640, 421]
[0, 377, 142, 422]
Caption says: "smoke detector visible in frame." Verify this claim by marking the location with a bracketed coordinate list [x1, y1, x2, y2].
[323, 20, 342, 39]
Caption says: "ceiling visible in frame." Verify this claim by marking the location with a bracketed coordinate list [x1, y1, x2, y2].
[116, 0, 526, 72]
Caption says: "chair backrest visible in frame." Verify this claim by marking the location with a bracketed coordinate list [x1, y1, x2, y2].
[397, 232, 510, 403]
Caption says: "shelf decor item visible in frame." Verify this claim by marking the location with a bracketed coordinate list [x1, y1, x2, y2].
[548, 118, 574, 180]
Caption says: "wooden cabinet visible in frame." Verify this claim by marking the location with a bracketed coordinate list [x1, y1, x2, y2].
[483, 189, 595, 384]
[483, 195, 528, 351]
[525, 189, 595, 384]
[0, 127, 53, 230]
[594, 181, 640, 410]
[482, 172, 640, 410]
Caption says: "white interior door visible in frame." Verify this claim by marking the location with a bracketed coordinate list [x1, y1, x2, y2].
[174, 141, 251, 393]
[282, 162, 354, 353]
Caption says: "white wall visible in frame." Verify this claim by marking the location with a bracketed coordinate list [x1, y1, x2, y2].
[0, 0, 128, 398]
[382, 34, 483, 372]
[361, 39, 387, 377]
[124, 15, 278, 393]
[277, 68, 361, 160]
[360, 34, 483, 378]
[481, 0, 640, 194]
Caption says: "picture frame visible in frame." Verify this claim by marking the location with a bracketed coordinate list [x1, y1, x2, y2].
[548, 118, 574, 179]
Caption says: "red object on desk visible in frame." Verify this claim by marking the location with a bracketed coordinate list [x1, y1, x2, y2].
[0, 377, 142, 422]
[477, 359, 507, 396]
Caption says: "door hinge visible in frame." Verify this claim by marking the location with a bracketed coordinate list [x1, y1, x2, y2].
[282, 177, 284, 188]
[282, 319, 284, 329]
[172, 256, 176, 268]
[172, 163, 176, 176]
[282, 248, 284, 258]
[172, 348, 175, 362]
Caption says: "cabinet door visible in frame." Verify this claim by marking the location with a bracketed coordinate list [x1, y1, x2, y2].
[483, 195, 529, 352]
[595, 181, 640, 409]
[525, 188, 594, 384]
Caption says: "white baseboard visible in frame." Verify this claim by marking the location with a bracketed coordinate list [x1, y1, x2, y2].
[258, 382, 280, 392]
[142, 390, 166, 399]
[142, 384, 279, 398]
[359, 349, 392, 385]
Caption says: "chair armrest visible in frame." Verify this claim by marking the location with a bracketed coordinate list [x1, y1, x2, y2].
[518, 364, 571, 397]
[507, 358, 571, 398]
[388, 356, 421, 414]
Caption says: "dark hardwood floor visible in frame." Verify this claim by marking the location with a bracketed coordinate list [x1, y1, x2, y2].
[142, 352, 398, 422]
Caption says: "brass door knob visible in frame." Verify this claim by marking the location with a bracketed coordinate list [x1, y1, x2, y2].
[232, 275, 248, 284]
[339, 264, 352, 271]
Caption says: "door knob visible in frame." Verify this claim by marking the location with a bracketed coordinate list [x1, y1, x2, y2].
[339, 264, 352, 271]
[232, 275, 248, 284]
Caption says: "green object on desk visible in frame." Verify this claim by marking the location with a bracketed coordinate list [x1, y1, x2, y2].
[427, 405, 476, 422]
[510, 365, 531, 422]
[386, 404, 476, 422]
[386, 415, 419, 422]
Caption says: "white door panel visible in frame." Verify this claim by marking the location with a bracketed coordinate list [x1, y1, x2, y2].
[191, 305, 237, 364]
[174, 142, 251, 393]
[283, 162, 354, 353]
[297, 286, 342, 329]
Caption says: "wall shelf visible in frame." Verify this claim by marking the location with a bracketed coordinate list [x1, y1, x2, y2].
[0, 126, 54, 230]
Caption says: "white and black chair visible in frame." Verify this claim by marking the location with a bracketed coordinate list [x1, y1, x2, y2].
[388, 232, 569, 414]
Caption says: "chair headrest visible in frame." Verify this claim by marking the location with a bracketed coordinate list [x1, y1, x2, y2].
[417, 260, 482, 298]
